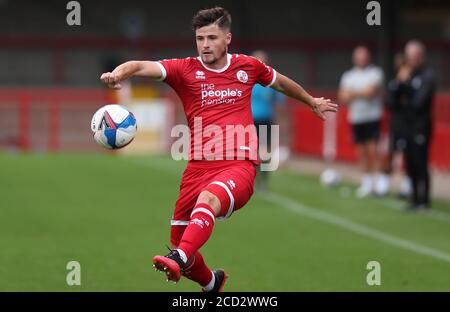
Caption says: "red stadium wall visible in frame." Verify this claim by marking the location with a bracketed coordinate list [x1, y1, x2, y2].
[0, 89, 113, 151]
[290, 92, 450, 171]
[0, 88, 179, 153]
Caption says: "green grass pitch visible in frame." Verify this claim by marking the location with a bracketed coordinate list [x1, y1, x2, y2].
[1, 153, 449, 291]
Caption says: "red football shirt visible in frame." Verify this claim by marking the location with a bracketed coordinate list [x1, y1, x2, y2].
[157, 53, 277, 165]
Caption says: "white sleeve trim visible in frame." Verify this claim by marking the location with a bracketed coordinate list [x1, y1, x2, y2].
[265, 69, 277, 87]
[155, 62, 167, 81]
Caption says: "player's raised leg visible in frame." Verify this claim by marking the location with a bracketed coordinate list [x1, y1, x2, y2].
[160, 221, 227, 291]
[153, 161, 255, 291]
[178, 191, 228, 291]
[153, 190, 228, 291]
[153, 191, 219, 281]
[177, 191, 220, 260]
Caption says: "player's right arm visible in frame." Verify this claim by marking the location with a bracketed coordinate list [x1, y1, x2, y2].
[100, 61, 163, 89]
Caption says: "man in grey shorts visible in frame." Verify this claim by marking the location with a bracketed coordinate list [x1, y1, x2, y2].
[339, 46, 388, 198]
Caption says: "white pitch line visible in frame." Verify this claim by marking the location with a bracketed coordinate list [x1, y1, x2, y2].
[129, 157, 450, 264]
[261, 192, 450, 264]
[138, 156, 450, 223]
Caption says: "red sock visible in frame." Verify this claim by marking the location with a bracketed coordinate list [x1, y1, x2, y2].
[182, 251, 213, 287]
[170, 224, 186, 248]
[178, 203, 215, 260]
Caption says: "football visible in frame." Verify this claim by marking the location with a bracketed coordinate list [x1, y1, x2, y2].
[320, 168, 341, 187]
[91, 104, 137, 149]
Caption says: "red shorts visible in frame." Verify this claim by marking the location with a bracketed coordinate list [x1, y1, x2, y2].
[171, 160, 256, 225]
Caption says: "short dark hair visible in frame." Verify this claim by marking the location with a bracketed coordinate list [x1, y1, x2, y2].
[192, 7, 231, 31]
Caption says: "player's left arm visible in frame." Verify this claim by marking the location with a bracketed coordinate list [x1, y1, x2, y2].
[271, 73, 338, 120]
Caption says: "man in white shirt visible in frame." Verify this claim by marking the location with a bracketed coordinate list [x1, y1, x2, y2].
[339, 46, 387, 198]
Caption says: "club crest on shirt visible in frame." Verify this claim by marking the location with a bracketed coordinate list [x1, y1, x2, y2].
[236, 70, 248, 83]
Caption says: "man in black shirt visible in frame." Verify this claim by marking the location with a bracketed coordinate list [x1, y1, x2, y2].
[385, 53, 411, 199]
[389, 40, 435, 210]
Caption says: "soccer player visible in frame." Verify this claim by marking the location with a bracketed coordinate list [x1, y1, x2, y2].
[100, 7, 338, 292]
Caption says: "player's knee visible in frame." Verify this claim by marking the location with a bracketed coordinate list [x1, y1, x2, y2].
[196, 191, 221, 216]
